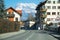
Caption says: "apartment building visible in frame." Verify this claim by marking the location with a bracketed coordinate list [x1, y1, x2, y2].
[45, 0, 60, 24]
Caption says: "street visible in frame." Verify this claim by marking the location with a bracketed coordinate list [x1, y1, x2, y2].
[0, 30, 58, 40]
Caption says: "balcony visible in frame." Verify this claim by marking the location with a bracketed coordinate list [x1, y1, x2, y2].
[41, 14, 47, 19]
[40, 9, 47, 12]
[7, 13, 15, 18]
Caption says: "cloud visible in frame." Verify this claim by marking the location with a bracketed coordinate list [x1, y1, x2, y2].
[16, 3, 37, 21]
[16, 3, 37, 13]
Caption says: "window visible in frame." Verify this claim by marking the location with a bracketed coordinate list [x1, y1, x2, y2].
[55, 18, 60, 21]
[53, 1, 55, 4]
[47, 18, 54, 21]
[50, 18, 54, 21]
[58, 6, 60, 9]
[47, 18, 50, 21]
[9, 12, 11, 14]
[52, 6, 56, 9]
[52, 12, 56, 15]
[9, 12, 13, 14]
[47, 6, 51, 9]
[47, 12, 50, 15]
[47, 1, 51, 3]
[16, 17, 18, 21]
[57, 12, 60, 15]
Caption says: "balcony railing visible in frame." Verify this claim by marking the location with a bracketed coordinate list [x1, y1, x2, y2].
[7, 14, 15, 18]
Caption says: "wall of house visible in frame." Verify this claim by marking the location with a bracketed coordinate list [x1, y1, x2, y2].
[7, 9, 21, 22]
[7, 9, 14, 21]
[45, 0, 60, 24]
[7, 9, 14, 14]
[14, 12, 20, 21]
[8, 18, 14, 21]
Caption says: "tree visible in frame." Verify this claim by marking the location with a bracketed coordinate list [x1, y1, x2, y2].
[28, 13, 35, 21]
[35, 0, 47, 30]
[0, 0, 5, 18]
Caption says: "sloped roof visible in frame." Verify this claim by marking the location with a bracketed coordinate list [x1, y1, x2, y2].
[16, 10, 22, 15]
[6, 7, 22, 16]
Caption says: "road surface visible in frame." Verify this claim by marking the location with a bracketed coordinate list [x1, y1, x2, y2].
[0, 30, 58, 40]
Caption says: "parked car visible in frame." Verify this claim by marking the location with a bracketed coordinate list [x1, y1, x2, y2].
[45, 23, 58, 32]
[49, 25, 58, 31]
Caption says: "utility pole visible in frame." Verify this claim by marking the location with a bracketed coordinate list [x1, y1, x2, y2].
[35, 0, 47, 30]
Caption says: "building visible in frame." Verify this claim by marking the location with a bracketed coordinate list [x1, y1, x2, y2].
[35, 0, 47, 30]
[6, 7, 22, 22]
[45, 0, 60, 24]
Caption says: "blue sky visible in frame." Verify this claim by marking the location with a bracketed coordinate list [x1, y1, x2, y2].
[4, 0, 45, 21]
[4, 0, 44, 8]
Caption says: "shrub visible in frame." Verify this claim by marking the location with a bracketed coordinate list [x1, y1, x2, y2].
[0, 18, 20, 33]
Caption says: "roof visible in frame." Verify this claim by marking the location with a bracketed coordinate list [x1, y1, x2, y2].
[6, 7, 22, 16]
[16, 10, 22, 15]
[36, 0, 47, 10]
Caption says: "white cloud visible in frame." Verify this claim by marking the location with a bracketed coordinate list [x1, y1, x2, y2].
[16, 3, 37, 13]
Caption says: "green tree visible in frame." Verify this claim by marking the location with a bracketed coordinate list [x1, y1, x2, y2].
[0, 0, 5, 18]
[28, 13, 35, 21]
[35, 0, 47, 30]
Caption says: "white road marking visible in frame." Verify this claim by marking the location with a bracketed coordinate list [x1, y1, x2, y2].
[26, 33, 34, 40]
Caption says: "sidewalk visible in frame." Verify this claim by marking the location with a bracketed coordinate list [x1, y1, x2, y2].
[51, 33, 60, 37]
[0, 30, 25, 39]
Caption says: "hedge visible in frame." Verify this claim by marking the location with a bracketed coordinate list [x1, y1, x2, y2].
[0, 18, 20, 33]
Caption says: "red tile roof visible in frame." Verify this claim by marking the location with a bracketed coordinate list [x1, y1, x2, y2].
[6, 7, 22, 16]
[16, 10, 22, 16]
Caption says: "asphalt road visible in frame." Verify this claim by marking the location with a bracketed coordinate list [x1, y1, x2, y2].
[1, 30, 57, 40]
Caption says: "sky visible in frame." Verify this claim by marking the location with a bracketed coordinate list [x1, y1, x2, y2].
[4, 0, 45, 21]
[4, 0, 44, 8]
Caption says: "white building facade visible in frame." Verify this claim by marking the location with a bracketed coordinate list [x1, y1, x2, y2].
[45, 0, 60, 24]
